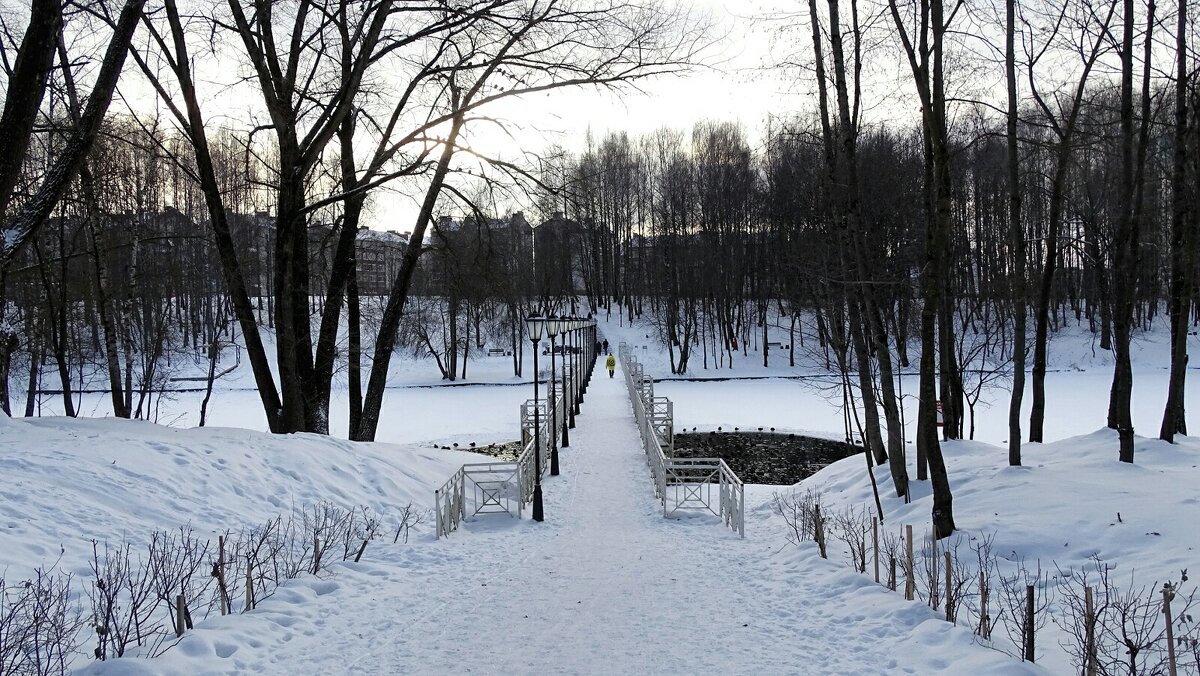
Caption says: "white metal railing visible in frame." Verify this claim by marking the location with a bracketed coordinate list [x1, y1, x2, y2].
[436, 461, 525, 539]
[436, 363, 576, 539]
[620, 343, 669, 501]
[435, 467, 465, 538]
[619, 343, 744, 538]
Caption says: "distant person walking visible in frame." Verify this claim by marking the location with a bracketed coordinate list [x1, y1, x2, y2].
[606, 354, 616, 378]
[602, 339, 609, 353]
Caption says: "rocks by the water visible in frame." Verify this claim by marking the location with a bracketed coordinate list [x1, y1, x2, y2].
[672, 431, 858, 485]
[444, 432, 858, 483]
[466, 440, 524, 461]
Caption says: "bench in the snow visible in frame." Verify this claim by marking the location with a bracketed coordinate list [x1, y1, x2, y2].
[766, 341, 789, 350]
[487, 348, 510, 357]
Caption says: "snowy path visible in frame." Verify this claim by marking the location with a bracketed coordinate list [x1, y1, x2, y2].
[102, 360, 1038, 675]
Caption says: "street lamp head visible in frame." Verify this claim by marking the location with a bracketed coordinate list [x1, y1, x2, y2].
[526, 314, 544, 341]
[546, 316, 561, 338]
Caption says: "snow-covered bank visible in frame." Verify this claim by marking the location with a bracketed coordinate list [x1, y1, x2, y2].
[1, 416, 481, 581]
[789, 428, 1200, 673]
[0, 414, 489, 671]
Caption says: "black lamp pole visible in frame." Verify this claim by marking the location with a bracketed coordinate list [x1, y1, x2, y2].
[583, 322, 592, 395]
[577, 320, 584, 403]
[526, 315, 544, 522]
[547, 320, 559, 465]
[586, 319, 595, 391]
[559, 317, 571, 447]
[569, 319, 579, 424]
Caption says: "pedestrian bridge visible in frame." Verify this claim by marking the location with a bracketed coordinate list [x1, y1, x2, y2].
[434, 342, 744, 538]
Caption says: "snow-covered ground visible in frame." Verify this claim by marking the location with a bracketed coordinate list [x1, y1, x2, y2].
[61, 360, 1035, 675]
[2, 310, 1196, 673]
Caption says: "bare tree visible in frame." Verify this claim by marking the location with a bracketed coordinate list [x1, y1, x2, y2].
[1005, 0, 1025, 466]
[354, 0, 710, 441]
[1027, 0, 1116, 443]
[1109, 0, 1157, 462]
[1160, 0, 1194, 442]
[1, 0, 148, 264]
[887, 0, 958, 536]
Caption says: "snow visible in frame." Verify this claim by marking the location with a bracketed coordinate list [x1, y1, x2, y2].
[798, 429, 1200, 673]
[2, 308, 1194, 673]
[0, 417, 477, 586]
[64, 360, 1036, 675]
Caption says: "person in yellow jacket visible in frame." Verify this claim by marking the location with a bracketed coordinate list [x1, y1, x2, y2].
[605, 354, 616, 378]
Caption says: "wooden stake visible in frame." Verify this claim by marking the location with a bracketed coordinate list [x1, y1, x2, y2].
[245, 560, 254, 612]
[905, 525, 915, 601]
[979, 572, 990, 639]
[1164, 584, 1178, 676]
[930, 526, 940, 609]
[1025, 584, 1035, 662]
[1085, 586, 1096, 676]
[175, 594, 186, 637]
[216, 535, 230, 616]
[944, 551, 954, 623]
[814, 504, 827, 559]
[872, 517, 880, 584]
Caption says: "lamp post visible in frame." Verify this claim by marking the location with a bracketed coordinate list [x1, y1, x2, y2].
[584, 315, 594, 394]
[568, 318, 579, 425]
[558, 316, 571, 447]
[546, 316, 561, 475]
[579, 320, 587, 394]
[585, 317, 592, 384]
[525, 314, 545, 522]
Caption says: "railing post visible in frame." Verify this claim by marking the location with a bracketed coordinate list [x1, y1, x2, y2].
[435, 488, 442, 539]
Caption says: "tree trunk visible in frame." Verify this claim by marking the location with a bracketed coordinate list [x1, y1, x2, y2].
[87, 216, 129, 418]
[1161, 0, 1191, 442]
[2, 0, 146, 262]
[938, 293, 963, 439]
[1029, 166, 1065, 443]
[357, 116, 463, 441]
[347, 253, 363, 439]
[310, 117, 367, 433]
[888, 0, 957, 534]
[0, 0, 63, 218]
[24, 344, 40, 417]
[56, 35, 131, 420]
[1110, 0, 1155, 463]
[926, 0, 957, 536]
[273, 155, 316, 433]
[147, 0, 283, 432]
[1006, 0, 1025, 464]
[848, 299, 889, 467]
